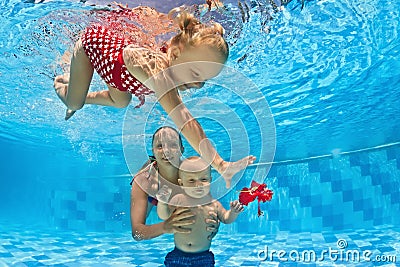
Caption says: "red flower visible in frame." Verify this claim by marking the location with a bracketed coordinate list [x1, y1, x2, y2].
[239, 180, 273, 216]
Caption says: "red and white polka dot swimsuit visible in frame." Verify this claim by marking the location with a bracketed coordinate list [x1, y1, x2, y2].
[81, 25, 153, 108]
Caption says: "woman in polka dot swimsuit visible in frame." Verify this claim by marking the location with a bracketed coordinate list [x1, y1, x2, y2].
[53, 5, 255, 187]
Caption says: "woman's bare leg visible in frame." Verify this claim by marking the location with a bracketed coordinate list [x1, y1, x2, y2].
[54, 39, 94, 111]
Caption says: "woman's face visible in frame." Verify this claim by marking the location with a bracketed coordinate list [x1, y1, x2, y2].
[152, 128, 182, 169]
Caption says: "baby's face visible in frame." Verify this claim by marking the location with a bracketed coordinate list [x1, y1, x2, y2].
[179, 169, 211, 199]
[169, 44, 225, 91]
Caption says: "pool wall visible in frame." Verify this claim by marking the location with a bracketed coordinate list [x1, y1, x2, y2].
[47, 144, 400, 233]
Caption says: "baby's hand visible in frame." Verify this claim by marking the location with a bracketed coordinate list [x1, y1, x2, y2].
[230, 200, 244, 214]
[155, 185, 172, 204]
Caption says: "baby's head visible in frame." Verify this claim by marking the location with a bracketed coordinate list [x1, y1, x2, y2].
[178, 156, 211, 198]
[167, 8, 229, 91]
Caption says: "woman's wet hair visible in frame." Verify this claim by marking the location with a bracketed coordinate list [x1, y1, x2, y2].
[167, 7, 229, 62]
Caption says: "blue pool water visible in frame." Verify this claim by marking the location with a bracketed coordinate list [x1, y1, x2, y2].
[0, 0, 399, 266]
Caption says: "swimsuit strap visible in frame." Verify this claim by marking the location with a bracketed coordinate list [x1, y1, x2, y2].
[132, 160, 157, 182]
[147, 161, 160, 192]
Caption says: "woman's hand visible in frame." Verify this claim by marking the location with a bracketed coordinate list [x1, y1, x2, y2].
[205, 210, 220, 240]
[218, 155, 256, 188]
[163, 207, 195, 234]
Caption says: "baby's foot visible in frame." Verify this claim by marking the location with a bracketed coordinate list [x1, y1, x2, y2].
[54, 75, 69, 104]
[54, 74, 69, 86]
[65, 109, 76, 121]
[54, 74, 76, 120]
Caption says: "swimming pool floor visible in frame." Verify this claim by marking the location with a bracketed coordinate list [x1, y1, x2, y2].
[0, 223, 399, 266]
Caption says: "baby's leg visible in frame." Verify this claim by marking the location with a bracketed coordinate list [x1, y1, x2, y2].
[85, 84, 132, 108]
[54, 74, 69, 106]
[54, 39, 94, 111]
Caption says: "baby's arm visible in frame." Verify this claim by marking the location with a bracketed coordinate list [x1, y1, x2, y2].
[157, 202, 172, 220]
[216, 200, 244, 224]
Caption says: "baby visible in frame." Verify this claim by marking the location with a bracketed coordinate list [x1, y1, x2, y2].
[157, 156, 244, 266]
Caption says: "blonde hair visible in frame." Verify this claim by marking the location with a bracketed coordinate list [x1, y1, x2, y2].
[168, 8, 229, 62]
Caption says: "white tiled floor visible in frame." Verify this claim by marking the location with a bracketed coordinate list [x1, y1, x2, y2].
[0, 223, 399, 266]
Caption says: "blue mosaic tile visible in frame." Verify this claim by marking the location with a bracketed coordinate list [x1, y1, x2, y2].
[371, 173, 382, 186]
[113, 192, 123, 202]
[350, 154, 361, 167]
[341, 178, 353, 191]
[310, 194, 323, 206]
[308, 160, 320, 173]
[320, 158, 332, 172]
[386, 147, 397, 160]
[321, 205, 333, 217]
[331, 180, 342, 192]
[319, 171, 332, 183]
[361, 164, 371, 176]
[22, 261, 46, 266]
[77, 191, 86, 201]
[76, 210, 86, 220]
[391, 191, 399, 204]
[300, 195, 311, 207]
[377, 246, 396, 253]
[278, 175, 291, 187]
[32, 255, 50, 260]
[268, 208, 279, 220]
[311, 204, 322, 217]
[374, 217, 389, 226]
[20, 247, 36, 252]
[276, 165, 288, 177]
[363, 208, 374, 221]
[332, 214, 344, 228]
[342, 189, 353, 202]
[353, 199, 364, 211]
[241, 260, 261, 266]
[86, 221, 105, 231]
[330, 169, 342, 182]
[52, 249, 69, 253]
[381, 180, 393, 195]
[289, 185, 301, 197]
[60, 200, 75, 211]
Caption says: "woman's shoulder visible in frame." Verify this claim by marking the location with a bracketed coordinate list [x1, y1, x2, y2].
[132, 160, 157, 181]
[131, 161, 159, 195]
